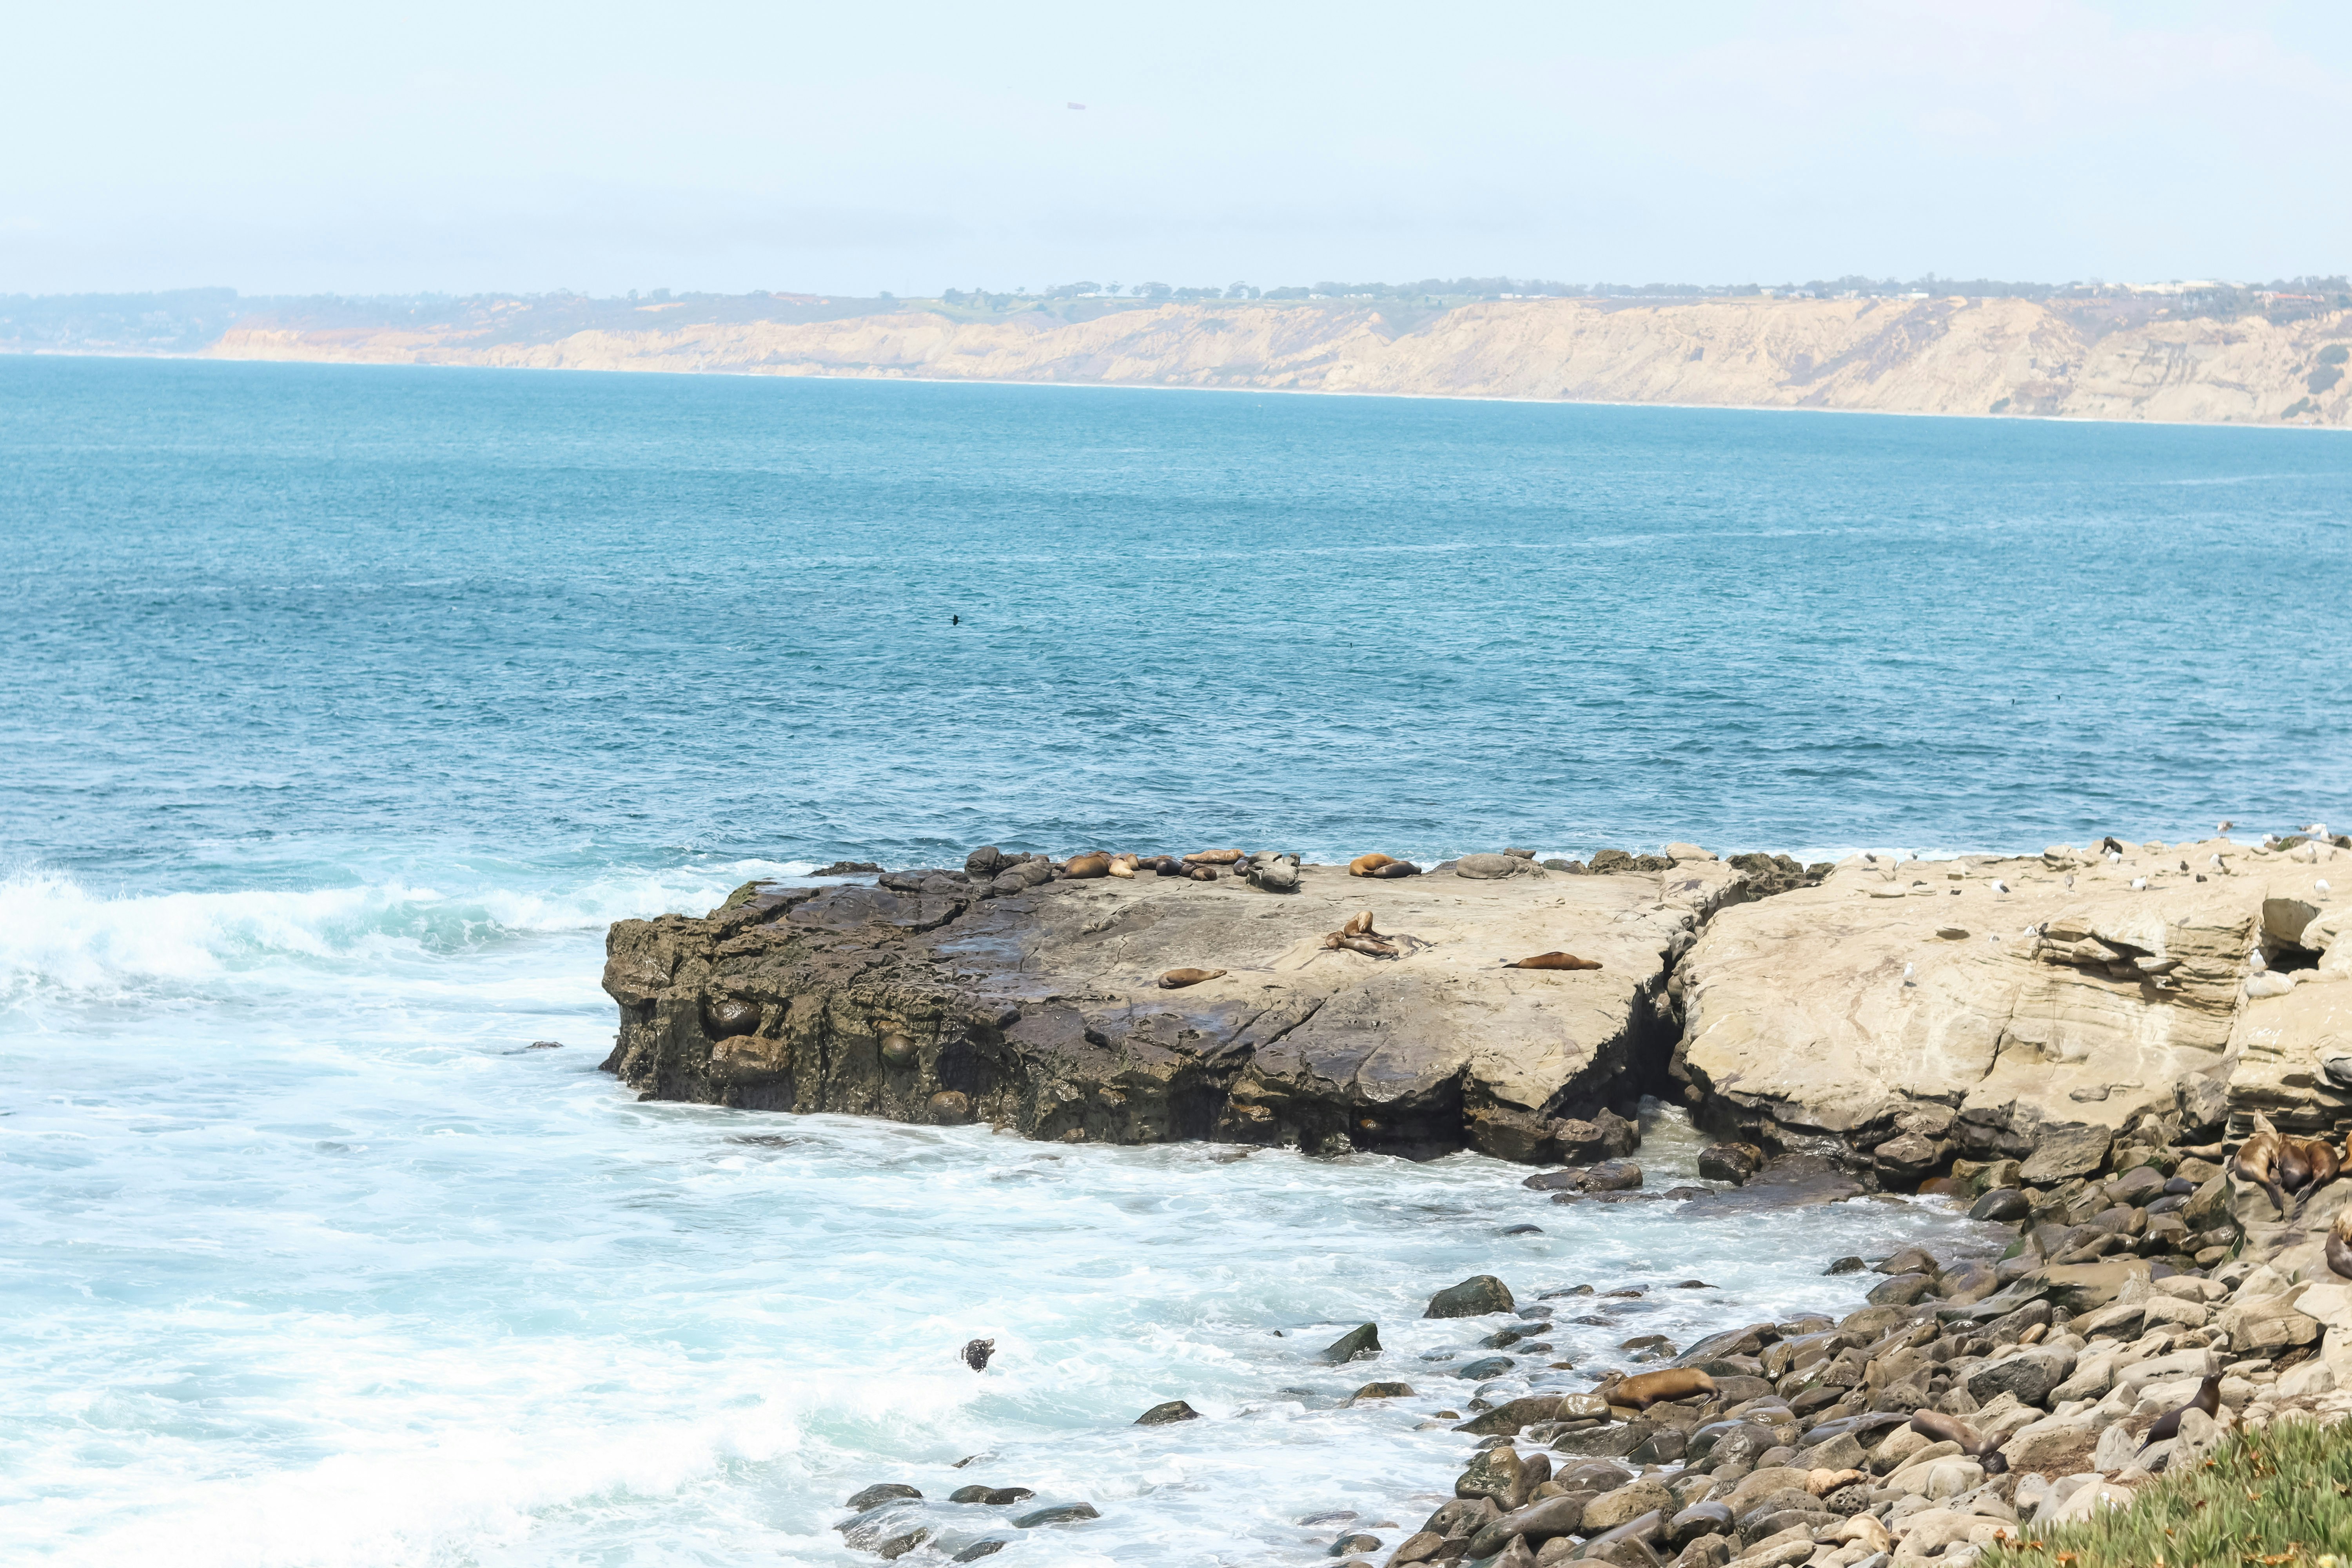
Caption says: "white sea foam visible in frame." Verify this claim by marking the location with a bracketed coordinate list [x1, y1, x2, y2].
[0, 858, 2000, 1565]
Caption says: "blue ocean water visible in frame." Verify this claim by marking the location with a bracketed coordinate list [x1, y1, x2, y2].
[0, 355, 2346, 1565]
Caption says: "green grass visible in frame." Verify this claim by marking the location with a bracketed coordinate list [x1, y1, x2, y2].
[1982, 1421, 2352, 1568]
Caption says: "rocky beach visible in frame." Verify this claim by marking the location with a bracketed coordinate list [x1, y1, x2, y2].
[604, 833, 2352, 1566]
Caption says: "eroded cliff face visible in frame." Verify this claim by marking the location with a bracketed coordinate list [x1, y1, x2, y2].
[209, 296, 2352, 427]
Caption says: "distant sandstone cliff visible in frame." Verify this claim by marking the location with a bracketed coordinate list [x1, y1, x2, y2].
[208, 296, 2352, 426]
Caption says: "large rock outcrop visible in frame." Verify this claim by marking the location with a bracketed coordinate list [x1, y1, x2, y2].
[1671, 837, 2348, 1169]
[601, 859, 1728, 1161]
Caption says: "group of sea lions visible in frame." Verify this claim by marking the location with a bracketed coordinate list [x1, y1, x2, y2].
[1322, 909, 1400, 959]
[2230, 1112, 2343, 1215]
[1069, 849, 1240, 882]
[1348, 853, 1423, 880]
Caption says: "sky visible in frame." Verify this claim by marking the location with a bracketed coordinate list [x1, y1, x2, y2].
[4, 0, 2349, 298]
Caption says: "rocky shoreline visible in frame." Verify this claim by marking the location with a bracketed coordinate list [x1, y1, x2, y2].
[597, 833, 2350, 1564]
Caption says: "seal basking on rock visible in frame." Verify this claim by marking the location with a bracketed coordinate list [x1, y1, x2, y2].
[1909, 1409, 2008, 1474]
[1063, 853, 1112, 879]
[1348, 853, 1396, 877]
[1503, 952, 1603, 971]
[2231, 1116, 2291, 1215]
[1599, 1367, 1714, 1409]
[1159, 967, 1227, 989]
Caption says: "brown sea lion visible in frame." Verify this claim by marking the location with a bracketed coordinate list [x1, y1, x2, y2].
[1107, 854, 1138, 880]
[1151, 856, 1186, 877]
[1349, 853, 1396, 877]
[1064, 853, 1111, 879]
[2138, 1373, 2222, 1452]
[1602, 1368, 1715, 1409]
[1372, 861, 1421, 879]
[1188, 866, 1219, 882]
[1160, 967, 1227, 989]
[1504, 952, 1603, 971]
[1325, 933, 1399, 958]
[2278, 1135, 2314, 1195]
[2328, 1207, 2352, 1279]
[1342, 911, 1377, 937]
[2232, 1117, 2290, 1216]
[1909, 1410, 2009, 1474]
[1185, 849, 1244, 865]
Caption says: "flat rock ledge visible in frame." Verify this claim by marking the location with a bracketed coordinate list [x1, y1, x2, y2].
[602, 835, 2348, 1175]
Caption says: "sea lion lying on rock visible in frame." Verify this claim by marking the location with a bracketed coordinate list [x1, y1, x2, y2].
[1348, 853, 1396, 877]
[1908, 1409, 2007, 1474]
[1322, 910, 1399, 958]
[1184, 849, 1243, 865]
[1599, 1368, 1715, 1409]
[1107, 853, 1138, 879]
[2330, 1207, 2352, 1279]
[2232, 1116, 2291, 1215]
[1063, 853, 1111, 879]
[1159, 967, 1227, 989]
[1503, 952, 1603, 971]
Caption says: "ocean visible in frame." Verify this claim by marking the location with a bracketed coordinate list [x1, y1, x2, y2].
[2, 356, 2346, 1565]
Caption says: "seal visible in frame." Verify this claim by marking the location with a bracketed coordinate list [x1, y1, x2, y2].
[1325, 933, 1398, 957]
[2278, 1134, 2314, 1196]
[1151, 856, 1187, 877]
[2232, 1118, 2289, 1215]
[1159, 967, 1227, 988]
[2138, 1372, 2221, 1452]
[962, 1338, 996, 1372]
[1184, 849, 1244, 866]
[1601, 1368, 1715, 1409]
[1107, 853, 1138, 879]
[2330, 1207, 2352, 1280]
[1372, 860, 1422, 879]
[1504, 952, 1604, 971]
[1348, 853, 1396, 877]
[1342, 911, 1376, 936]
[1188, 865, 1219, 882]
[1908, 1410, 2009, 1474]
[1063, 853, 1111, 879]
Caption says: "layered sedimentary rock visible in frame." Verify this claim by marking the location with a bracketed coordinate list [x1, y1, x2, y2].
[202, 294, 2352, 428]
[603, 858, 1731, 1160]
[603, 835, 2348, 1176]
[1672, 837, 2349, 1166]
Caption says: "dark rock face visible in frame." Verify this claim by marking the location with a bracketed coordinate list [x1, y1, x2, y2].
[1134, 1400, 1200, 1426]
[1321, 1323, 1381, 1363]
[599, 862, 1695, 1163]
[1426, 1274, 1516, 1319]
[1696, 1142, 1764, 1183]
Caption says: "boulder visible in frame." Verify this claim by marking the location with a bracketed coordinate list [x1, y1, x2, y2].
[1321, 1323, 1380, 1363]
[1428, 1275, 1517, 1318]
[1581, 1481, 1674, 1533]
[2216, 1291, 2321, 1354]
[1697, 1142, 1765, 1183]
[1134, 1400, 1200, 1425]
[1457, 1445, 1526, 1503]
[846, 1483, 923, 1510]
[1964, 1348, 2073, 1407]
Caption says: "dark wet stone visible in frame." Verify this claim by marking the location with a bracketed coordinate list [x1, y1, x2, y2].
[1458, 1356, 1515, 1379]
[1014, 1502, 1102, 1527]
[846, 1483, 922, 1510]
[1135, 1400, 1200, 1426]
[951, 1543, 1007, 1564]
[1970, 1187, 2029, 1221]
[1824, 1256, 1865, 1275]
[1322, 1322, 1381, 1363]
[1426, 1274, 1516, 1318]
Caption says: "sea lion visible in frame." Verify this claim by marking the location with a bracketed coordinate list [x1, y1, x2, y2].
[2232, 1117, 2290, 1216]
[1185, 849, 1244, 866]
[2278, 1135, 2314, 1196]
[1602, 1368, 1715, 1410]
[963, 1338, 996, 1372]
[1343, 911, 1377, 937]
[1107, 854, 1138, 880]
[1372, 861, 1422, 879]
[1504, 953, 1603, 971]
[2329, 1207, 2352, 1279]
[1348, 853, 1396, 877]
[1188, 866, 1219, 882]
[1151, 856, 1187, 877]
[1064, 853, 1111, 879]
[1160, 967, 1227, 989]
[1908, 1410, 2008, 1474]
[1325, 933, 1399, 958]
[2138, 1373, 2222, 1452]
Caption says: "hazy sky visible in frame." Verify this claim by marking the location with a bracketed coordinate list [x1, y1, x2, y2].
[6, 0, 2348, 298]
